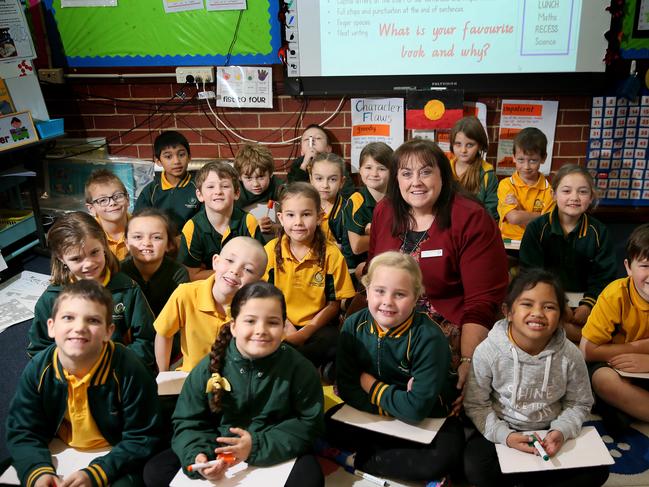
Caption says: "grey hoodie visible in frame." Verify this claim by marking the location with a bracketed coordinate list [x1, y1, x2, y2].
[464, 319, 593, 445]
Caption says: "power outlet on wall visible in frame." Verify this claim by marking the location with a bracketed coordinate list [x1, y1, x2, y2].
[38, 68, 65, 84]
[175, 67, 215, 84]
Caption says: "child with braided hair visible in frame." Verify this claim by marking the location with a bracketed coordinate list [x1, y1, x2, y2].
[143, 282, 325, 487]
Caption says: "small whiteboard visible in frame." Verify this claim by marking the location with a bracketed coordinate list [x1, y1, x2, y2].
[156, 370, 189, 396]
[331, 404, 445, 444]
[495, 426, 614, 473]
[170, 458, 295, 487]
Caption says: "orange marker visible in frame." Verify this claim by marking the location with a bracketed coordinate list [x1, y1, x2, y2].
[266, 200, 274, 218]
[217, 452, 236, 465]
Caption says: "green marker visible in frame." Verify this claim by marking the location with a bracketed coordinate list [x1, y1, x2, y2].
[529, 434, 549, 461]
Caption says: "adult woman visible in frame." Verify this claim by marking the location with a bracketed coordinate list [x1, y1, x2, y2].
[368, 138, 508, 394]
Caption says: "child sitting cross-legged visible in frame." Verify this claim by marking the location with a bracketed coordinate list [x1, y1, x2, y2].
[464, 269, 609, 487]
[7, 280, 161, 487]
[143, 282, 325, 487]
[322, 252, 463, 484]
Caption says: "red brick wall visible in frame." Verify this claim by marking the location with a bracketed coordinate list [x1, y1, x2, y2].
[42, 78, 591, 173]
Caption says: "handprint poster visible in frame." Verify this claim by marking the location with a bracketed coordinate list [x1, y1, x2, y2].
[216, 66, 272, 109]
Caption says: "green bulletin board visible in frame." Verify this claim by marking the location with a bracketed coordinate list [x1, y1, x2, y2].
[621, 0, 649, 58]
[42, 0, 280, 67]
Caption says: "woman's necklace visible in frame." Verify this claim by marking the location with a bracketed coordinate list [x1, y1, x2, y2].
[400, 216, 434, 258]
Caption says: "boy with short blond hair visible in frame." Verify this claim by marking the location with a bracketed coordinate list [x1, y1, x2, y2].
[179, 161, 265, 281]
[85, 169, 130, 260]
[233, 143, 283, 235]
[580, 223, 649, 430]
[135, 130, 200, 232]
[155, 236, 268, 372]
[7, 280, 161, 487]
[497, 127, 554, 241]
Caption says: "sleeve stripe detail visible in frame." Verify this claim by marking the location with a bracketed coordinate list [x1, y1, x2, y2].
[27, 466, 57, 487]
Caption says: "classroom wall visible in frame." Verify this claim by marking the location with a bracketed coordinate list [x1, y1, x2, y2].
[41, 73, 591, 172]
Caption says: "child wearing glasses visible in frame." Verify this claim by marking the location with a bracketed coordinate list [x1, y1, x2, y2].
[85, 169, 131, 260]
[497, 128, 554, 241]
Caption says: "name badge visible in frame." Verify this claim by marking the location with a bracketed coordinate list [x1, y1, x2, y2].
[420, 249, 443, 258]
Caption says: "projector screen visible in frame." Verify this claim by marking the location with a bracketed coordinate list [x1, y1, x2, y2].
[285, 0, 611, 94]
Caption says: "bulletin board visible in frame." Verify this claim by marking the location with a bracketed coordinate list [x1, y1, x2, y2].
[621, 0, 649, 59]
[41, 0, 280, 67]
[586, 95, 649, 206]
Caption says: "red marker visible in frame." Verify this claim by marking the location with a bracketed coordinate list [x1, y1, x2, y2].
[266, 200, 274, 218]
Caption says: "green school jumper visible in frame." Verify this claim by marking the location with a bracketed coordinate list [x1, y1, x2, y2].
[337, 308, 454, 422]
[172, 341, 324, 478]
[178, 206, 265, 268]
[27, 272, 156, 369]
[135, 171, 200, 233]
[520, 208, 616, 308]
[343, 186, 377, 265]
[7, 341, 161, 487]
[121, 255, 189, 316]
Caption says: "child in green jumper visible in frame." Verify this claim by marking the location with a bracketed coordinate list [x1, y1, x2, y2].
[27, 212, 156, 369]
[8, 280, 161, 487]
[324, 252, 462, 483]
[135, 130, 200, 233]
[143, 282, 325, 486]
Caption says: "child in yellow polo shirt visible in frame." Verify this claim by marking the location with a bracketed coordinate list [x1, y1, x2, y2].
[154, 236, 267, 372]
[265, 182, 356, 370]
[580, 223, 649, 431]
[85, 169, 130, 260]
[7, 280, 161, 487]
[497, 127, 554, 241]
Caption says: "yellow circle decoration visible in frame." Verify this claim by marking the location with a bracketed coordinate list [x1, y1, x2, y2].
[424, 100, 445, 121]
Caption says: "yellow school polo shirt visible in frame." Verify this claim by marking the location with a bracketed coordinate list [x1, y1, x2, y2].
[497, 171, 554, 240]
[582, 276, 649, 345]
[56, 344, 111, 449]
[96, 215, 130, 261]
[154, 274, 228, 371]
[264, 236, 355, 327]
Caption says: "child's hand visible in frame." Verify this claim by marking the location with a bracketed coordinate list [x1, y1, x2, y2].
[258, 216, 273, 233]
[407, 377, 414, 392]
[360, 371, 376, 393]
[59, 470, 91, 487]
[194, 452, 227, 481]
[284, 319, 298, 336]
[609, 353, 649, 373]
[571, 305, 591, 326]
[34, 474, 60, 487]
[364, 223, 372, 235]
[541, 430, 564, 457]
[215, 428, 252, 464]
[300, 146, 318, 169]
[505, 432, 537, 455]
[504, 193, 519, 207]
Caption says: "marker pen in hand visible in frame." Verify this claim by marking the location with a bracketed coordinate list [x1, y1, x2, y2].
[529, 434, 549, 461]
[309, 136, 314, 148]
[186, 453, 236, 472]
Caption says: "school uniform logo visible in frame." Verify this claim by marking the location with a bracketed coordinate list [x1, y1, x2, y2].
[310, 272, 325, 287]
[186, 197, 199, 209]
[112, 302, 126, 322]
[533, 199, 544, 212]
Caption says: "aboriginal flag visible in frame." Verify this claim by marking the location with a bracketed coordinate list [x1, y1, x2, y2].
[406, 89, 464, 130]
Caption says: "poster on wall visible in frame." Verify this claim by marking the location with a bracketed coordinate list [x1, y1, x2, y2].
[350, 98, 404, 172]
[0, 0, 36, 63]
[586, 95, 649, 206]
[0, 110, 38, 151]
[163, 0, 203, 13]
[62, 0, 117, 7]
[206, 0, 245, 11]
[496, 99, 558, 176]
[215, 66, 272, 109]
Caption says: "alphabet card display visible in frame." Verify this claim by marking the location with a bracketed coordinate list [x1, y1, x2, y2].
[586, 95, 649, 206]
[0, 110, 37, 151]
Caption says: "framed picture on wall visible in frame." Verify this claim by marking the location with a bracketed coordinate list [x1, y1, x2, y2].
[633, 0, 649, 38]
[623, 0, 649, 57]
[0, 110, 38, 151]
